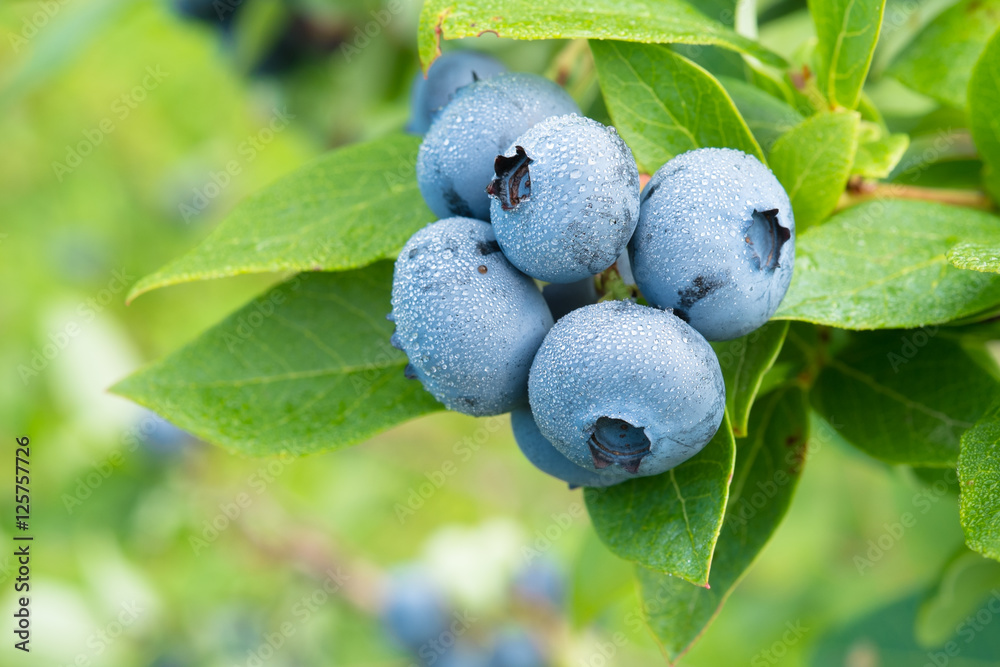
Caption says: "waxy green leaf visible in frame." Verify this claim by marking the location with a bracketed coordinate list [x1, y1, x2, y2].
[776, 201, 1000, 329]
[128, 134, 430, 301]
[809, 0, 887, 109]
[638, 388, 810, 663]
[888, 0, 1000, 109]
[811, 332, 996, 466]
[959, 398, 1000, 561]
[591, 41, 763, 174]
[768, 111, 860, 231]
[418, 0, 785, 72]
[114, 263, 443, 456]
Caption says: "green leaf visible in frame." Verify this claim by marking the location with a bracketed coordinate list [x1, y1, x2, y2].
[418, 0, 786, 71]
[690, 0, 737, 26]
[917, 547, 1000, 646]
[637, 387, 809, 662]
[969, 28, 1000, 202]
[776, 201, 1000, 329]
[768, 111, 860, 231]
[113, 263, 444, 456]
[590, 41, 763, 174]
[887, 0, 1000, 110]
[810, 332, 996, 466]
[809, 0, 887, 109]
[958, 397, 1000, 561]
[718, 76, 804, 154]
[757, 322, 829, 395]
[949, 242, 1000, 273]
[813, 593, 1000, 666]
[852, 129, 909, 179]
[127, 134, 431, 301]
[712, 320, 790, 437]
[583, 415, 736, 585]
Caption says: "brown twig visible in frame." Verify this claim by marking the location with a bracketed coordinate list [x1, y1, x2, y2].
[838, 177, 994, 212]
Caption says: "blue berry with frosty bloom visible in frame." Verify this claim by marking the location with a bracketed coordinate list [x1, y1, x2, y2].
[629, 148, 795, 341]
[528, 300, 724, 477]
[488, 114, 640, 283]
[390, 217, 553, 415]
[417, 73, 579, 221]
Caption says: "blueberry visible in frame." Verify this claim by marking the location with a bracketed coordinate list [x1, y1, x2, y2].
[487, 628, 547, 667]
[391, 217, 554, 415]
[407, 51, 507, 135]
[381, 569, 451, 650]
[511, 408, 628, 488]
[528, 300, 725, 477]
[629, 148, 795, 341]
[488, 114, 640, 283]
[417, 73, 579, 221]
[512, 557, 565, 609]
[138, 411, 193, 457]
[541, 278, 598, 321]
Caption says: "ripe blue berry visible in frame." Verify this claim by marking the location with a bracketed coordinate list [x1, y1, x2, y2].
[138, 412, 192, 458]
[437, 642, 491, 667]
[488, 115, 640, 283]
[488, 628, 546, 667]
[381, 569, 450, 650]
[511, 408, 629, 488]
[629, 148, 795, 341]
[417, 73, 579, 221]
[391, 217, 554, 415]
[528, 300, 724, 477]
[407, 51, 507, 135]
[541, 277, 598, 321]
[512, 558, 565, 609]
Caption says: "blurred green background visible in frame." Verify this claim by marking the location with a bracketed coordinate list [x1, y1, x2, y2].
[2, 1, 998, 665]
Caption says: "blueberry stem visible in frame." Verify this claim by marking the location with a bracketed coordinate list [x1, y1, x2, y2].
[594, 264, 639, 302]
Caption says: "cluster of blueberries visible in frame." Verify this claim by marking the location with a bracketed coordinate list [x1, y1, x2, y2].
[381, 560, 562, 667]
[391, 51, 796, 488]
